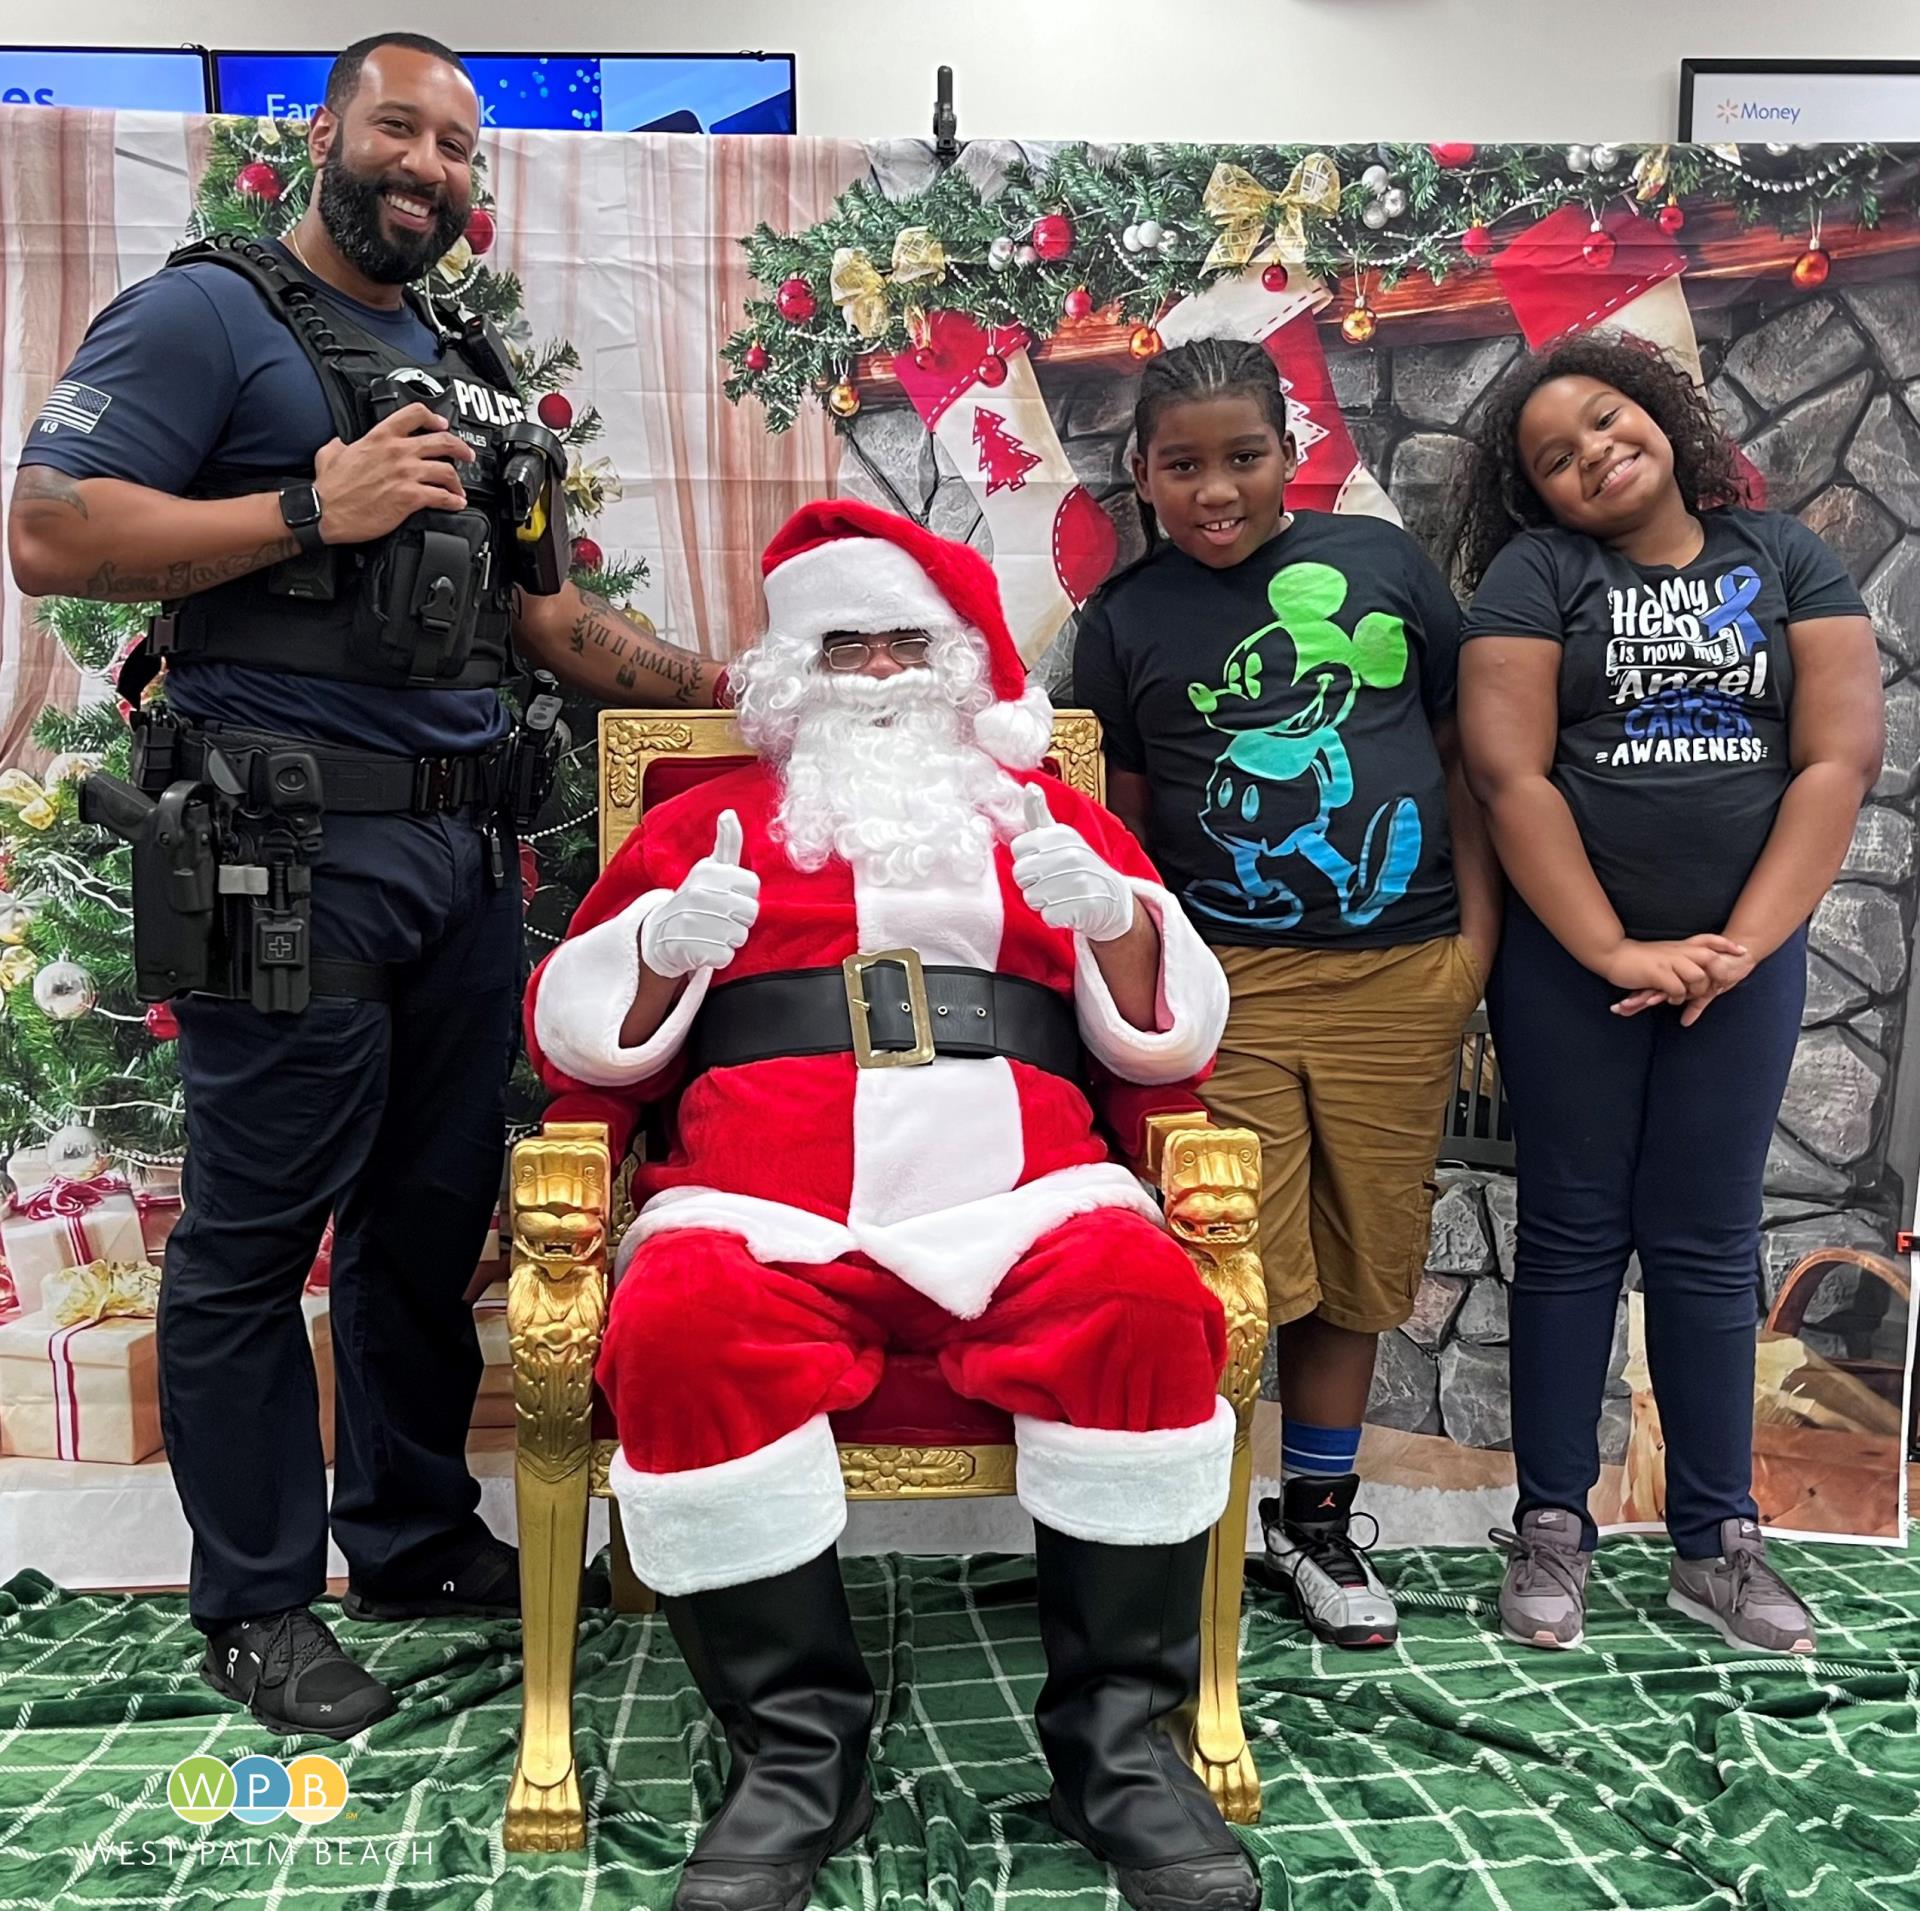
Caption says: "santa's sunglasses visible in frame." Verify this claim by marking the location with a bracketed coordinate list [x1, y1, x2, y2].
[820, 634, 933, 672]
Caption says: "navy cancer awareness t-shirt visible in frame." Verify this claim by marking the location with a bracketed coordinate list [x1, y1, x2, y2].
[17, 241, 509, 756]
[1073, 511, 1462, 949]
[1461, 506, 1866, 941]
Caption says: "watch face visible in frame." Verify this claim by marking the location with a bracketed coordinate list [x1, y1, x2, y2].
[283, 485, 321, 527]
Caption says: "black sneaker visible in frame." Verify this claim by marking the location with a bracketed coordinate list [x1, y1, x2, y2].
[340, 1531, 520, 1622]
[201, 1607, 397, 1741]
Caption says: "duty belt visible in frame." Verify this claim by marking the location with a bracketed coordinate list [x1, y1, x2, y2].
[135, 722, 509, 816]
[684, 953, 1085, 1084]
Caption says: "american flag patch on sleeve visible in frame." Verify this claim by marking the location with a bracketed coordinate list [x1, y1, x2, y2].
[35, 381, 113, 435]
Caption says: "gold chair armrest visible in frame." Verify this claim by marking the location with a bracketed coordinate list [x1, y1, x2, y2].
[508, 1123, 613, 1480]
[1147, 1115, 1266, 1416]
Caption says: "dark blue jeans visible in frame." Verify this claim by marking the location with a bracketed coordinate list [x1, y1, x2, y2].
[1485, 900, 1806, 1558]
[162, 810, 521, 1632]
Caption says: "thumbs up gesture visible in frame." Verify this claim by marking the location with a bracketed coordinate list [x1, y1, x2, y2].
[1009, 785, 1136, 943]
[639, 809, 761, 979]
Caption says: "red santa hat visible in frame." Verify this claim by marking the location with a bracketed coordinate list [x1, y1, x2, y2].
[759, 497, 1055, 770]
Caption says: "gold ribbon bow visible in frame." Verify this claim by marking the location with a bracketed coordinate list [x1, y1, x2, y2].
[46, 1257, 161, 1326]
[0, 768, 54, 831]
[1633, 145, 1672, 204]
[830, 246, 892, 339]
[830, 228, 948, 340]
[1202, 155, 1342, 273]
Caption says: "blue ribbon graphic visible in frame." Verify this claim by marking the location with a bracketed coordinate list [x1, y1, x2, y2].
[1701, 565, 1766, 656]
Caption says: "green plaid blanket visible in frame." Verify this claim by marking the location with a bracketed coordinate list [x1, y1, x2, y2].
[1, 1538, 1916, 1909]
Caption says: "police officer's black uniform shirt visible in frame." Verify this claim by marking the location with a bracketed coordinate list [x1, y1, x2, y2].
[18, 240, 510, 756]
[1073, 512, 1462, 949]
[1461, 506, 1867, 942]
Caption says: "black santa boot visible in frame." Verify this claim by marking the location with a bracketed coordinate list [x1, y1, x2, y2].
[661, 1548, 876, 1911]
[1034, 1523, 1261, 1911]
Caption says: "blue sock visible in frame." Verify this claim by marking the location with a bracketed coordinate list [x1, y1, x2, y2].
[1281, 1418, 1362, 1483]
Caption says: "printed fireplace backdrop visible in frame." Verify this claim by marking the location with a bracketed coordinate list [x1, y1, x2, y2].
[0, 111, 1914, 1579]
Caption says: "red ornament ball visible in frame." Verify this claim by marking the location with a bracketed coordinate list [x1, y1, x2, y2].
[1062, 286, 1094, 320]
[976, 353, 1009, 387]
[775, 276, 817, 323]
[570, 535, 603, 572]
[1656, 202, 1686, 236]
[535, 391, 573, 431]
[1462, 224, 1494, 260]
[1582, 224, 1617, 270]
[1261, 263, 1290, 293]
[1429, 143, 1478, 169]
[1128, 325, 1163, 360]
[1792, 245, 1830, 290]
[519, 841, 541, 907]
[1032, 214, 1075, 262]
[913, 346, 939, 372]
[744, 342, 770, 372]
[144, 1002, 179, 1041]
[235, 162, 283, 203]
[464, 206, 495, 254]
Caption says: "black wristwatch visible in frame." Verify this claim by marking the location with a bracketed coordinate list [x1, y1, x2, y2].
[278, 481, 326, 556]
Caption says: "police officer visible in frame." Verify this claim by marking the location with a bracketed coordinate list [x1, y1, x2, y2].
[5, 33, 719, 1739]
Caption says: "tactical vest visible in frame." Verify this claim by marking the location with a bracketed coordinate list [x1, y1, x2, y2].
[153, 233, 530, 692]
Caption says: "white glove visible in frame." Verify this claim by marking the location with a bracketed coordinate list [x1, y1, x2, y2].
[638, 810, 760, 979]
[1009, 786, 1137, 943]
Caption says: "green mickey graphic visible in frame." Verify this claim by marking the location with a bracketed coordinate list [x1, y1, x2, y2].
[1183, 560, 1423, 929]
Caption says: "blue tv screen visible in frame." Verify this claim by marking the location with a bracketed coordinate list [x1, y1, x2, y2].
[0, 45, 208, 113]
[211, 51, 795, 133]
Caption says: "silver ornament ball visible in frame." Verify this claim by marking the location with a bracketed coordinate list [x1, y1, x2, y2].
[987, 236, 1015, 270]
[1015, 243, 1037, 268]
[1766, 141, 1793, 156]
[1590, 142, 1620, 173]
[1361, 164, 1390, 195]
[1136, 218, 1164, 251]
[1362, 201, 1391, 231]
[1381, 187, 1408, 219]
[46, 1121, 105, 1178]
[1122, 223, 1143, 253]
[1566, 144, 1592, 174]
[32, 959, 95, 1021]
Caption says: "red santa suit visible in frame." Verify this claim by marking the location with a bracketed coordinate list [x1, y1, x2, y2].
[526, 502, 1235, 1596]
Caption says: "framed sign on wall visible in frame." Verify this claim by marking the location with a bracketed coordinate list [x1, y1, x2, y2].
[1681, 58, 1920, 142]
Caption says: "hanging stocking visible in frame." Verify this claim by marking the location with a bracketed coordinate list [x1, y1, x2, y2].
[891, 311, 1118, 664]
[1491, 204, 1766, 504]
[1157, 265, 1401, 523]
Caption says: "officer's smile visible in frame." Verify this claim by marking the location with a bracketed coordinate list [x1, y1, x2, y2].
[381, 189, 440, 234]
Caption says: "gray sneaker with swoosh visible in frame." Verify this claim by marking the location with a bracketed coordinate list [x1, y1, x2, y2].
[1492, 1509, 1591, 1649]
[1667, 1518, 1816, 1655]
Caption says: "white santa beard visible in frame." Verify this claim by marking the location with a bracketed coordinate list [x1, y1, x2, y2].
[768, 667, 1029, 888]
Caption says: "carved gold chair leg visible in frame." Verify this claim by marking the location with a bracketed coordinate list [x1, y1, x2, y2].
[1148, 1115, 1266, 1827]
[607, 1498, 657, 1614]
[503, 1126, 612, 1855]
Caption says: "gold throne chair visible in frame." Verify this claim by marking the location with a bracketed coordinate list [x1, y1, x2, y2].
[503, 708, 1268, 1853]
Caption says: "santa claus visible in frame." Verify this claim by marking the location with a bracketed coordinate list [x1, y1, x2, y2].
[526, 499, 1258, 1911]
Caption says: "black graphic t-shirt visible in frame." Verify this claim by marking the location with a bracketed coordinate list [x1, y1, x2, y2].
[1461, 507, 1867, 941]
[1073, 512, 1462, 949]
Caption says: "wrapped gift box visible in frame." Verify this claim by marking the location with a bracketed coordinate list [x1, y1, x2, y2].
[131, 1166, 183, 1264]
[305, 1290, 335, 1466]
[1, 1149, 146, 1317]
[0, 1309, 161, 1463]
[473, 1281, 513, 1429]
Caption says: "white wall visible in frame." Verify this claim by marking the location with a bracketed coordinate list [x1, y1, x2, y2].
[51, 0, 1920, 142]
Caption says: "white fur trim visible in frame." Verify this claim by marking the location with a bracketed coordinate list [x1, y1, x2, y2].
[616, 1161, 1163, 1319]
[532, 891, 714, 1088]
[764, 537, 958, 646]
[1073, 880, 1230, 1085]
[606, 1414, 846, 1595]
[971, 683, 1054, 769]
[1015, 1396, 1235, 1545]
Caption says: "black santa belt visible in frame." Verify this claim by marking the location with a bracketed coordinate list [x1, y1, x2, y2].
[684, 952, 1086, 1083]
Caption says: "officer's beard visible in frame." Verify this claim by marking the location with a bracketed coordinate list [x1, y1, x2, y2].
[317, 147, 466, 285]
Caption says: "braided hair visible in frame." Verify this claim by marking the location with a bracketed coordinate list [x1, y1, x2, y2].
[1132, 338, 1291, 548]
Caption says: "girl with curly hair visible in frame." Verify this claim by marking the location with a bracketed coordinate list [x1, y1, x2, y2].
[1453, 335, 1883, 1656]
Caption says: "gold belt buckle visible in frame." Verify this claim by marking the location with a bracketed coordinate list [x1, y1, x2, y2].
[842, 948, 935, 1068]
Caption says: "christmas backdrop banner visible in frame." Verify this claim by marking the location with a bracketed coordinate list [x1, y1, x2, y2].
[0, 111, 1914, 1578]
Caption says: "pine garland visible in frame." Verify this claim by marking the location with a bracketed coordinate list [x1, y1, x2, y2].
[723, 139, 1919, 430]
